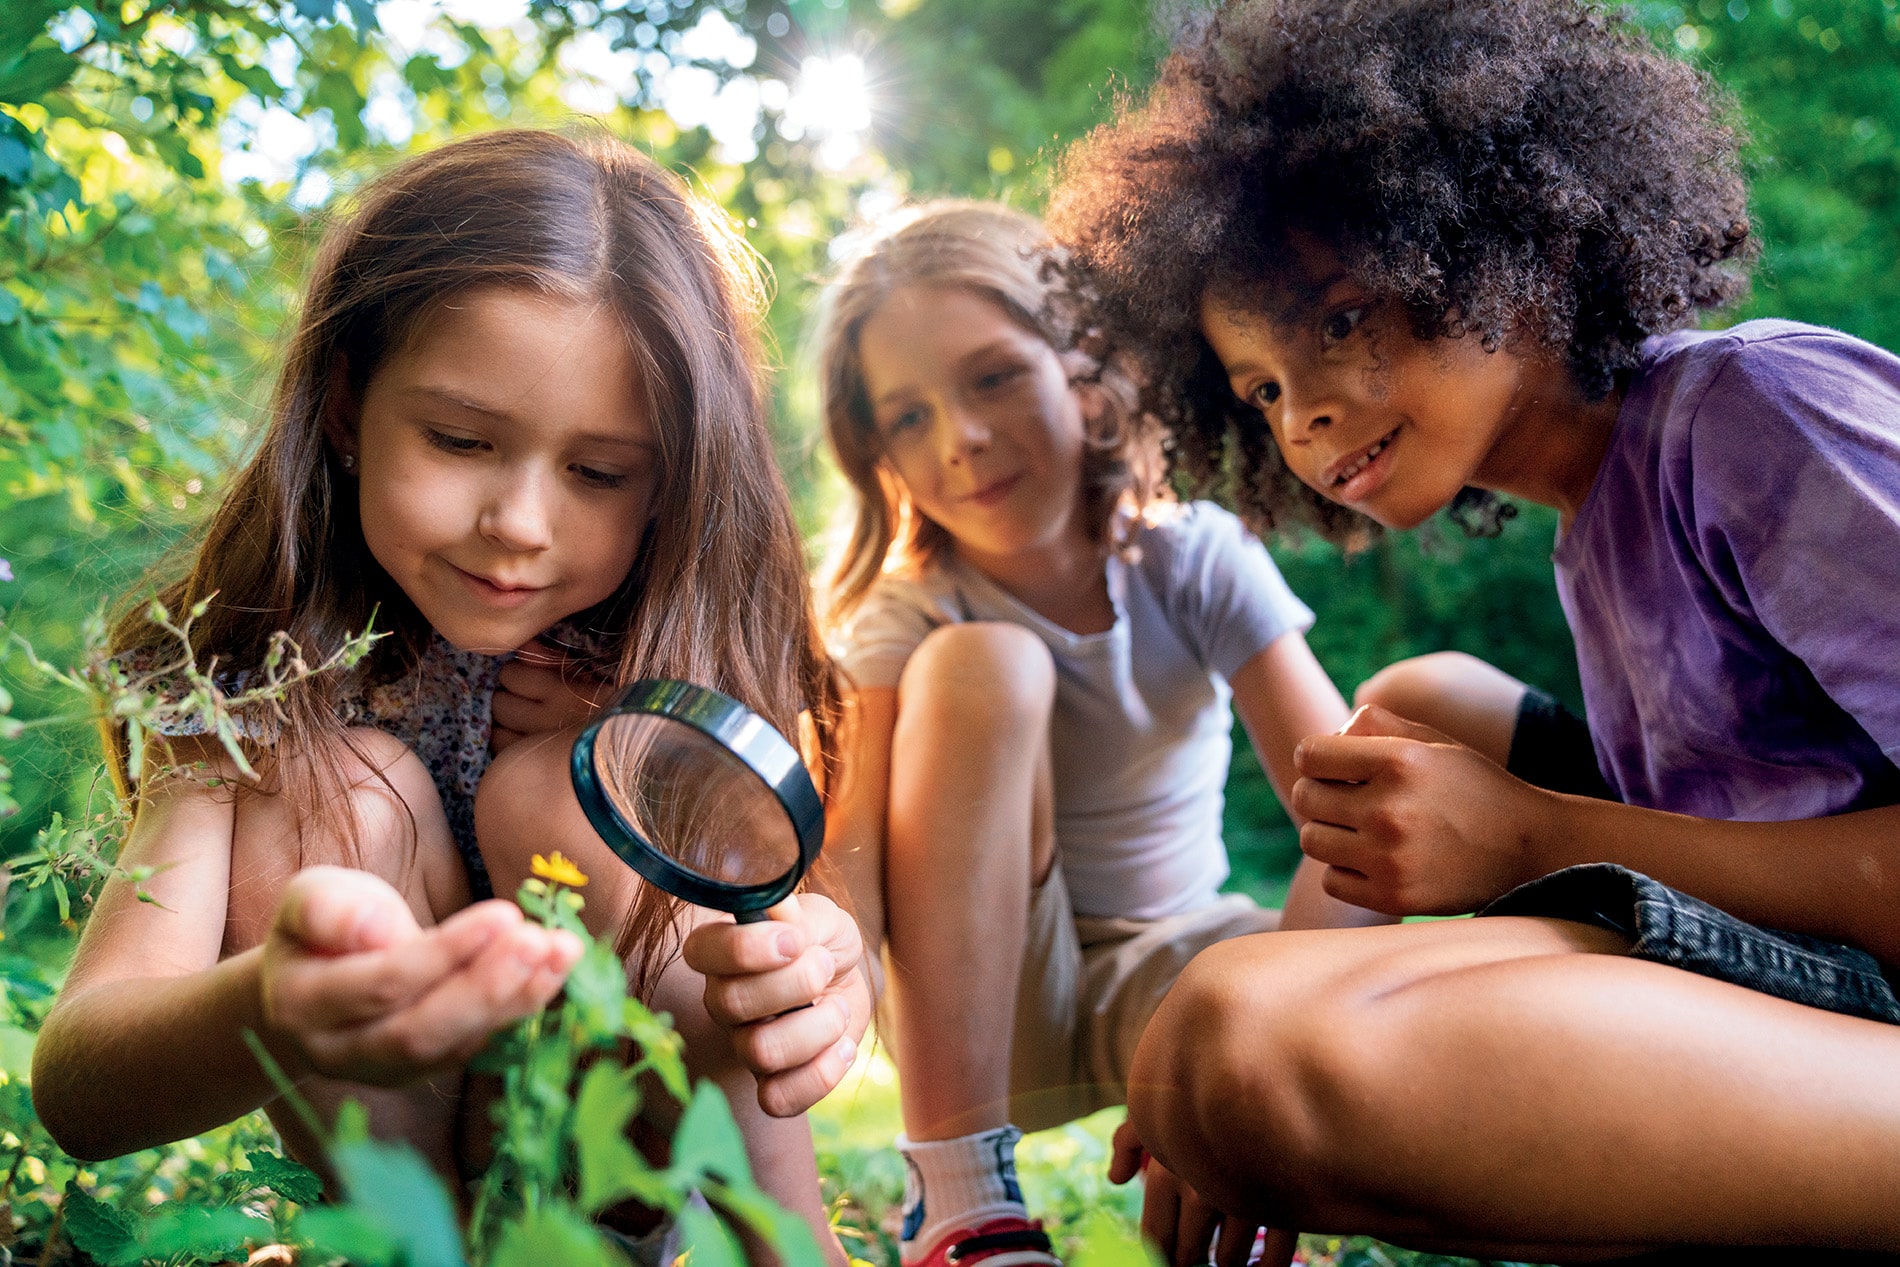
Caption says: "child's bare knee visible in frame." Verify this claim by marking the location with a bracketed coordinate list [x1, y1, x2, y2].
[1356, 651, 1491, 714]
[227, 728, 452, 942]
[899, 623, 1055, 729]
[1130, 938, 1372, 1218]
[474, 730, 584, 895]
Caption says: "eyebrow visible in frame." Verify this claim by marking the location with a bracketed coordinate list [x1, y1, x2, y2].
[1271, 270, 1353, 325]
[401, 385, 653, 449]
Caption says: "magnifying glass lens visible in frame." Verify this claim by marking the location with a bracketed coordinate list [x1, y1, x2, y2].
[591, 711, 803, 889]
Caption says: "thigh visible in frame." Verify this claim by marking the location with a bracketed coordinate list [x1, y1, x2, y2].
[1134, 917, 1900, 1254]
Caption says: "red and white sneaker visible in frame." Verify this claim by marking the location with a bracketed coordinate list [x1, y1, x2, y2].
[903, 1216, 1061, 1267]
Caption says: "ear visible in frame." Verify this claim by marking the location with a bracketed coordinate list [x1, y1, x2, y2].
[320, 357, 360, 465]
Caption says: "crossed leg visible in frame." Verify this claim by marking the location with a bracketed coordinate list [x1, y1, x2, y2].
[1130, 915, 1900, 1260]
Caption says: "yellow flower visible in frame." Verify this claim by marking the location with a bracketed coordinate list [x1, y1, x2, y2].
[530, 851, 589, 888]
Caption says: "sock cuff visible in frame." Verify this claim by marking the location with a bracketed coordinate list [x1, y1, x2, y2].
[899, 1126, 1027, 1254]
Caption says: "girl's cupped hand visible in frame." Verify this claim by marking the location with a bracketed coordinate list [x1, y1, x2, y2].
[259, 866, 582, 1085]
[681, 892, 870, 1118]
[1290, 703, 1557, 915]
[492, 638, 616, 754]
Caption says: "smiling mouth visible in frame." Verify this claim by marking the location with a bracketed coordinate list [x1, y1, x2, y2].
[1328, 427, 1399, 488]
[453, 565, 547, 602]
[964, 473, 1023, 505]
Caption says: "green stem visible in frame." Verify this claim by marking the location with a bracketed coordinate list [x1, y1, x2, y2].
[242, 1028, 327, 1148]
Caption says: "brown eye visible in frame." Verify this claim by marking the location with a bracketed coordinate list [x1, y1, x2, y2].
[1251, 382, 1281, 408]
[1321, 307, 1367, 345]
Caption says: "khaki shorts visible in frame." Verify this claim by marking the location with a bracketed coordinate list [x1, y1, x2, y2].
[879, 859, 1280, 1134]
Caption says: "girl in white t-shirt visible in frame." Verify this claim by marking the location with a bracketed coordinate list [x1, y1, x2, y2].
[790, 202, 1379, 1267]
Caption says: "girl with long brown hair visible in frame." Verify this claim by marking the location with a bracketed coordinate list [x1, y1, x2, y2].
[32, 129, 852, 1255]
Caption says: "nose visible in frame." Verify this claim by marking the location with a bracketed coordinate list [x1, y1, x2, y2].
[937, 400, 993, 465]
[1276, 375, 1340, 446]
[478, 468, 554, 552]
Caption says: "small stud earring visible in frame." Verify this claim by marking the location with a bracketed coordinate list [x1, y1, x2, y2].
[340, 452, 357, 473]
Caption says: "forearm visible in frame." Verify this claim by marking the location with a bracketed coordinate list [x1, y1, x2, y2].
[1530, 795, 1900, 968]
[33, 946, 304, 1160]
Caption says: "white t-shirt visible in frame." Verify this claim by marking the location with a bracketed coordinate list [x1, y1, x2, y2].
[834, 501, 1314, 919]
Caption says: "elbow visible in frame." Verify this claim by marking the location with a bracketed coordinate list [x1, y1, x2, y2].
[31, 1046, 109, 1163]
[31, 1012, 128, 1163]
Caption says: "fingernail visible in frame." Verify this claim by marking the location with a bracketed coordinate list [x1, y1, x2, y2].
[1339, 704, 1370, 734]
[830, 995, 852, 1027]
[833, 1036, 857, 1066]
[775, 930, 799, 961]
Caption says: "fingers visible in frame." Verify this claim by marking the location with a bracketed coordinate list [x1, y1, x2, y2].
[1172, 1192, 1221, 1267]
[1288, 775, 1365, 827]
[1292, 732, 1420, 783]
[350, 922, 582, 1072]
[1107, 1117, 1146, 1185]
[1139, 1162, 1183, 1267]
[1259, 1227, 1300, 1267]
[274, 865, 422, 954]
[269, 898, 525, 1031]
[1213, 1217, 1257, 1267]
[752, 1020, 861, 1118]
[699, 943, 840, 1027]
[1339, 702, 1453, 743]
[681, 914, 808, 979]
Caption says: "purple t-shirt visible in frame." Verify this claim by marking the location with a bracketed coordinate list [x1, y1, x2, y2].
[1554, 319, 1900, 820]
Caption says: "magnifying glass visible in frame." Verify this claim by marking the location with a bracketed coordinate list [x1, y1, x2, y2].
[569, 679, 823, 922]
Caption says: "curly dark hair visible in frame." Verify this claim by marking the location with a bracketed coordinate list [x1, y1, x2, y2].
[1046, 0, 1756, 542]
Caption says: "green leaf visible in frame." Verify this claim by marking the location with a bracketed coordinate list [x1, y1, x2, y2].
[329, 1134, 468, 1267]
[668, 1080, 754, 1190]
[0, 133, 31, 184]
[677, 1198, 747, 1267]
[139, 1204, 272, 1261]
[296, 1205, 404, 1266]
[625, 996, 690, 1102]
[574, 1061, 670, 1215]
[245, 1148, 325, 1205]
[60, 1181, 139, 1267]
[215, 51, 285, 101]
[0, 43, 76, 105]
[704, 1181, 827, 1267]
[487, 1202, 626, 1267]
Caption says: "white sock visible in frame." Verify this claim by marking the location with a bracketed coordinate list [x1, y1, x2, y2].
[898, 1126, 1028, 1260]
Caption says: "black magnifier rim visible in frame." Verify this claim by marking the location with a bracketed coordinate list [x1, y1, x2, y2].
[570, 679, 823, 916]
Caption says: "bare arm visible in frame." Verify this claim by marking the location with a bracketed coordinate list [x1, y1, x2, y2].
[1226, 634, 1393, 932]
[36, 737, 576, 1161]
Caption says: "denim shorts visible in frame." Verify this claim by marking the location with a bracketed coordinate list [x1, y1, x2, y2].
[1492, 691, 1900, 1026]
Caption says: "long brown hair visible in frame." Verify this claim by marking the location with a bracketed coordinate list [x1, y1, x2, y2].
[111, 129, 840, 990]
[813, 201, 1162, 624]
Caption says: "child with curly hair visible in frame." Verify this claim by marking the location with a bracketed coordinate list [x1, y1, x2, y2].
[1041, 0, 1900, 1258]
